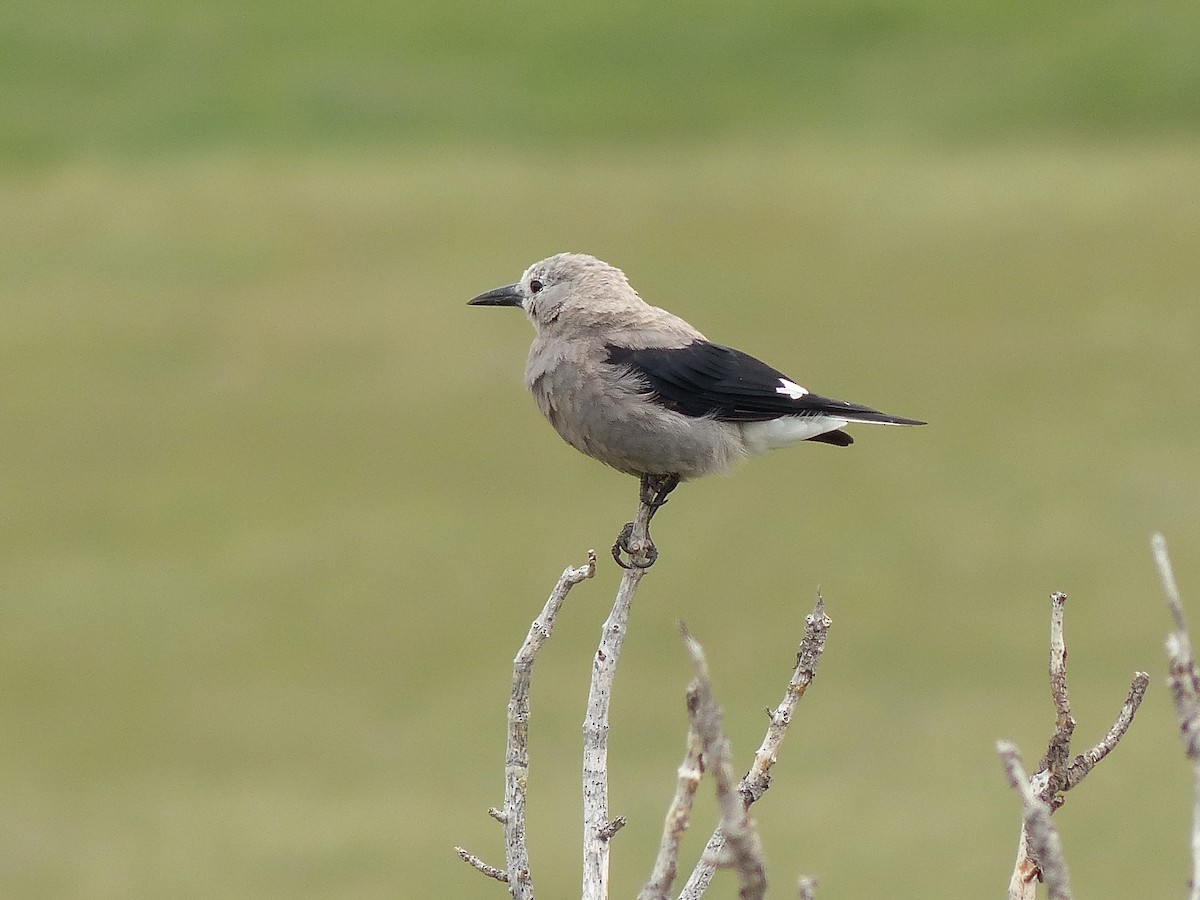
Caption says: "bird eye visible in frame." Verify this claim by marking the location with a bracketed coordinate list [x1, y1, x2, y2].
[529, 278, 544, 293]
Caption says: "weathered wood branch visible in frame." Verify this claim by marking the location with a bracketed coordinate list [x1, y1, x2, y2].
[639, 727, 704, 900]
[680, 623, 768, 900]
[1038, 592, 1074, 785]
[582, 497, 657, 900]
[456, 847, 510, 884]
[998, 740, 1071, 900]
[680, 596, 832, 899]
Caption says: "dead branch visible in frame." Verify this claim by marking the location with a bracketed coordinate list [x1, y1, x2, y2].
[460, 522, 831, 899]
[744, 594, 831, 803]
[1038, 592, 1075, 784]
[456, 551, 597, 898]
[582, 497, 657, 900]
[598, 816, 628, 841]
[456, 847, 509, 884]
[680, 623, 768, 900]
[1000, 591, 1148, 900]
[1063, 676, 1149, 790]
[680, 596, 832, 899]
[1153, 532, 1200, 900]
[639, 727, 704, 900]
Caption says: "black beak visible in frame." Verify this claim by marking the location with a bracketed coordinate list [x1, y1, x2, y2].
[467, 283, 524, 308]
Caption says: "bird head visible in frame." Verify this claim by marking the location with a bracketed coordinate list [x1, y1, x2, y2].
[468, 253, 641, 333]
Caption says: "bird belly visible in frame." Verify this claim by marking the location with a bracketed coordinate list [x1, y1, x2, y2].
[529, 363, 742, 479]
[740, 416, 849, 454]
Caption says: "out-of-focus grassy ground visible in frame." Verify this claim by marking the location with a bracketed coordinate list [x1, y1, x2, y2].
[3, 2, 1199, 897]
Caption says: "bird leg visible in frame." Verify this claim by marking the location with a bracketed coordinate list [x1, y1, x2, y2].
[640, 472, 681, 509]
[612, 473, 681, 568]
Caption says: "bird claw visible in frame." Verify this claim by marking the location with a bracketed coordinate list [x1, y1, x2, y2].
[612, 474, 678, 567]
[611, 522, 658, 569]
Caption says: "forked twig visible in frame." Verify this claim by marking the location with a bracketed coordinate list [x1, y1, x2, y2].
[1000, 591, 1148, 900]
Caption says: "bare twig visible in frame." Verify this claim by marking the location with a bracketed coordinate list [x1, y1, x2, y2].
[681, 596, 832, 899]
[455, 847, 510, 883]
[1153, 533, 1200, 900]
[1001, 591, 1147, 900]
[639, 727, 704, 900]
[680, 623, 768, 900]
[457, 551, 597, 897]
[598, 817, 628, 841]
[1155, 532, 1191, 639]
[1063, 673, 1150, 790]
[582, 499, 656, 900]
[1038, 592, 1075, 788]
[998, 741, 1071, 900]
[743, 595, 831, 804]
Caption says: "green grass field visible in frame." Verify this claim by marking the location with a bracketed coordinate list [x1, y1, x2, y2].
[3, 2, 1200, 897]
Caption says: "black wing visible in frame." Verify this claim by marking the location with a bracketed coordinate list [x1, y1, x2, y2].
[605, 340, 924, 426]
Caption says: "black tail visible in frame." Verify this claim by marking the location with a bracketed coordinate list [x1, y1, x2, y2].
[806, 429, 854, 446]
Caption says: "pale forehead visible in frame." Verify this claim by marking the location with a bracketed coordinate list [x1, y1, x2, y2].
[522, 253, 608, 283]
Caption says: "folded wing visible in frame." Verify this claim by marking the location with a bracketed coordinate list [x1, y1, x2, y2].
[605, 340, 925, 428]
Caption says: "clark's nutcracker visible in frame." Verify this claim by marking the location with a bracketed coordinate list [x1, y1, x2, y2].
[469, 252, 924, 567]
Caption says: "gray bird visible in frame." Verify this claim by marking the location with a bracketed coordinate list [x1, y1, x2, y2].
[469, 252, 924, 567]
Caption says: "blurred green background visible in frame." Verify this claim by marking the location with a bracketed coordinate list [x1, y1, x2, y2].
[3, 0, 1199, 896]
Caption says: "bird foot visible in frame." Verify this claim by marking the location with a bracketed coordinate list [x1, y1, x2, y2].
[613, 474, 679, 567]
[611, 522, 658, 569]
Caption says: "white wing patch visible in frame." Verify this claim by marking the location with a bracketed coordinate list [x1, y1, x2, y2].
[775, 378, 809, 400]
